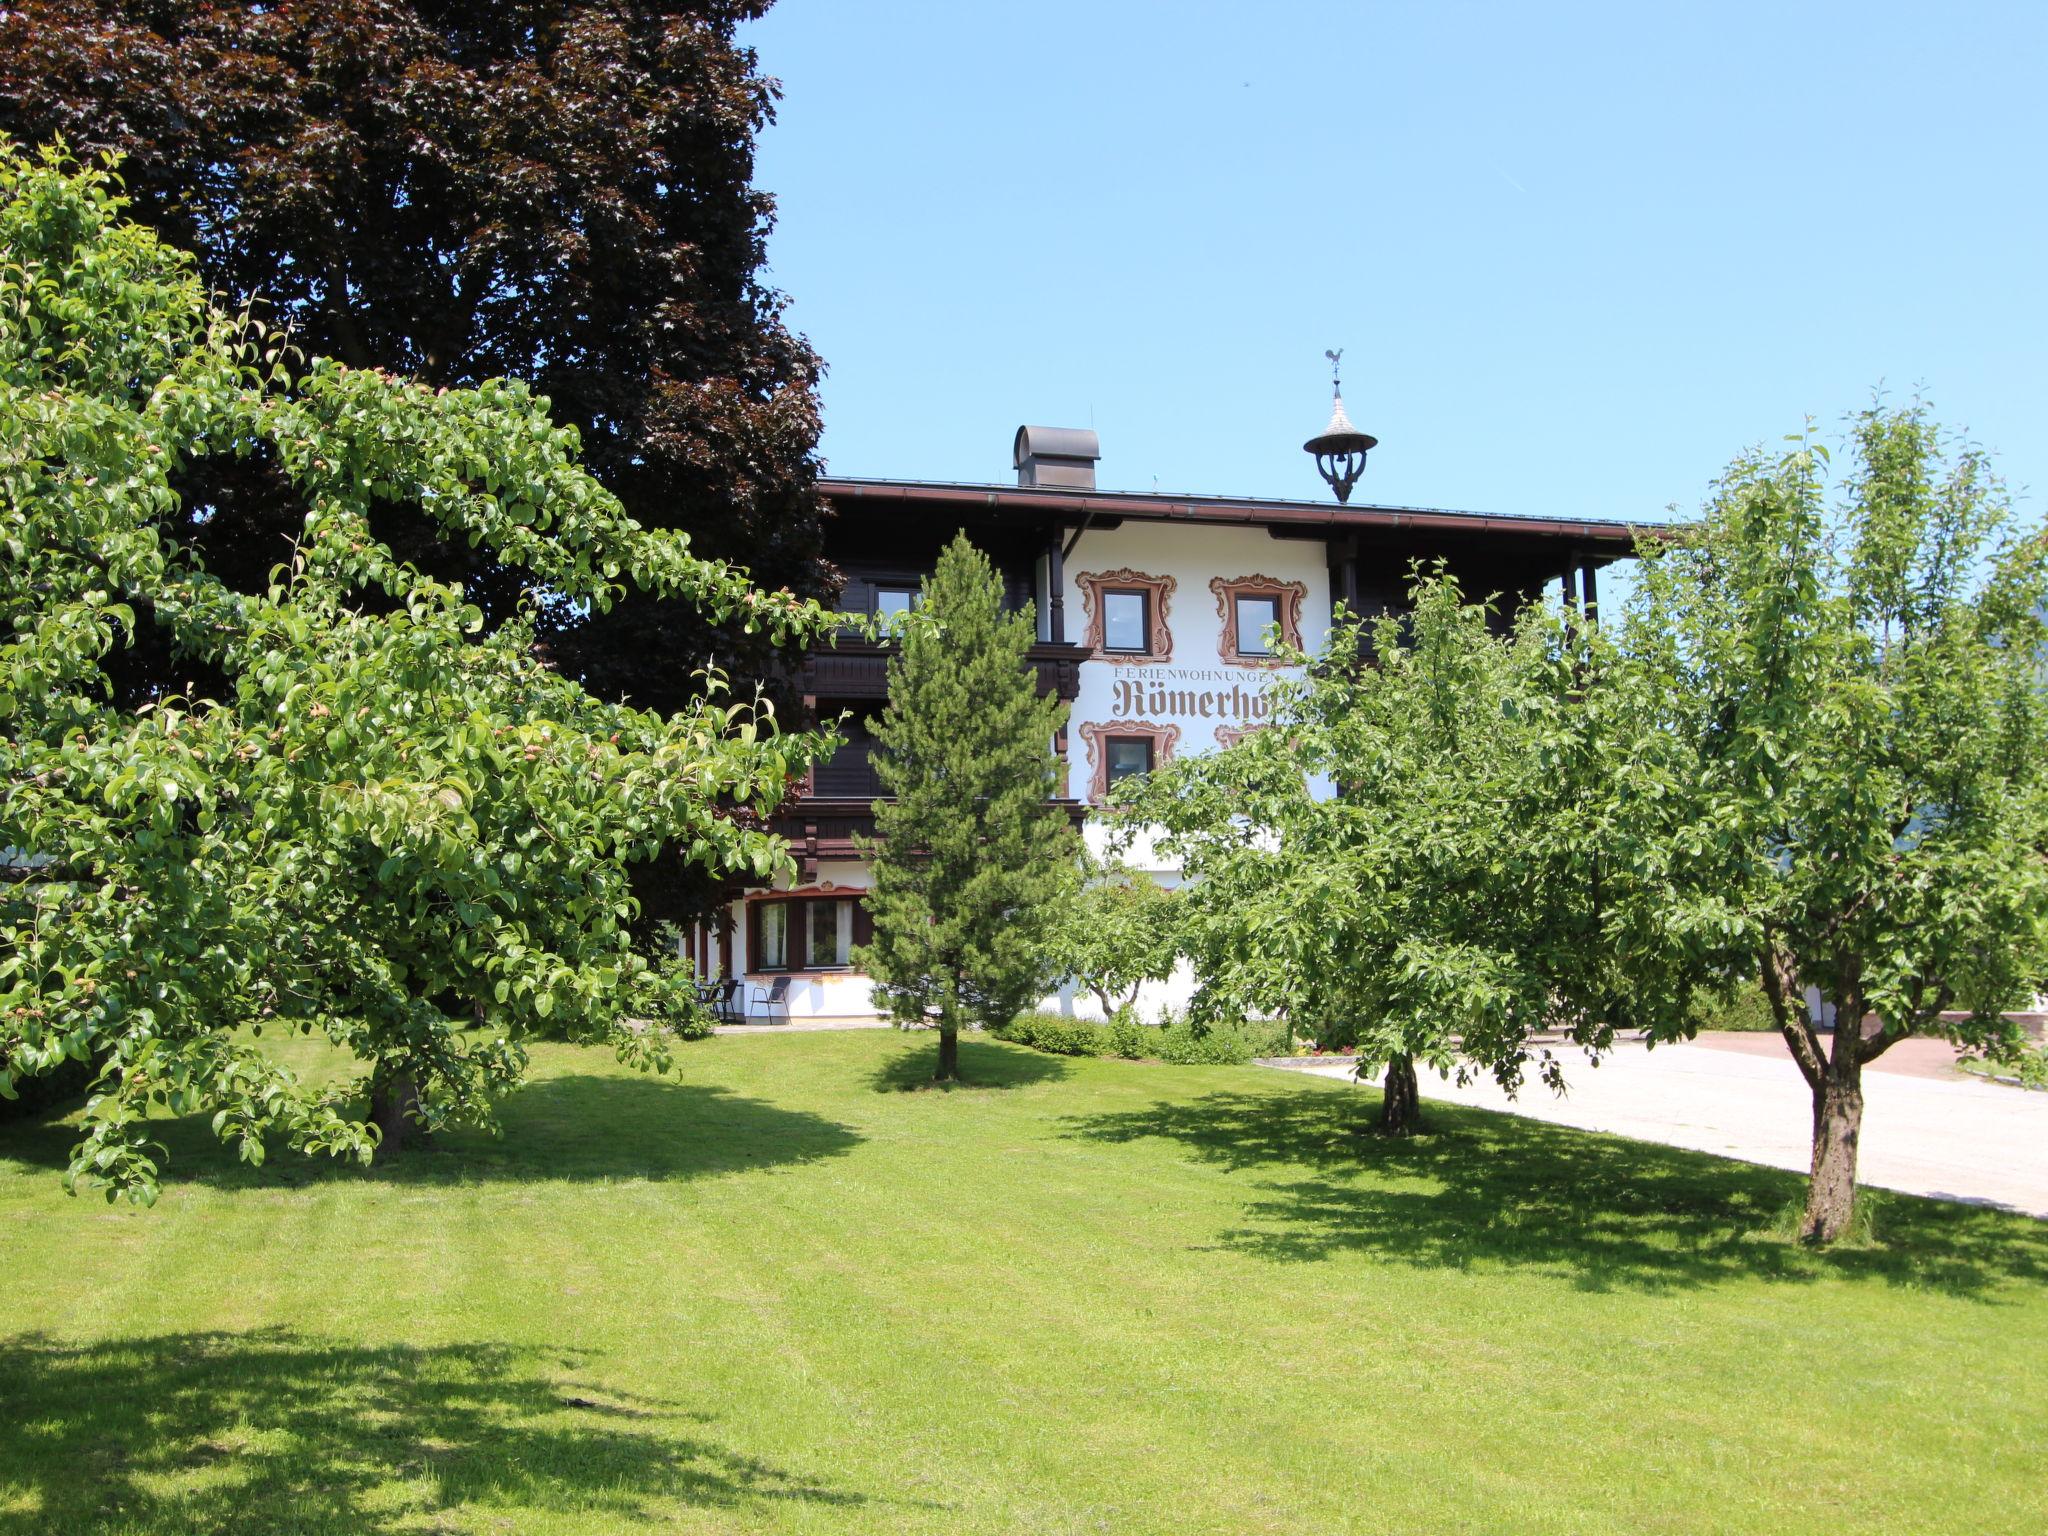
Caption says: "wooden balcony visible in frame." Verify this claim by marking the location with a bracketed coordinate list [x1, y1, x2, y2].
[769, 796, 1090, 880]
[801, 639, 1087, 703]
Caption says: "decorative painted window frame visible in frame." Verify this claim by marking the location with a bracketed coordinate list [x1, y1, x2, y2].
[1077, 720, 1181, 807]
[1075, 568, 1176, 664]
[1209, 573, 1307, 667]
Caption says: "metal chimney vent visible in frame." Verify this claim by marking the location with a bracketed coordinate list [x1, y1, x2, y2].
[1013, 425, 1100, 490]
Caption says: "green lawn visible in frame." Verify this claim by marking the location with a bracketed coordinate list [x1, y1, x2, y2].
[3, 1031, 2044, 1535]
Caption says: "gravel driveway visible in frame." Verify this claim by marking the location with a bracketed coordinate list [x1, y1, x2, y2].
[1281, 1034, 2048, 1218]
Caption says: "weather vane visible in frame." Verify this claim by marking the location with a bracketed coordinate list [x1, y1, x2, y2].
[1325, 348, 1344, 392]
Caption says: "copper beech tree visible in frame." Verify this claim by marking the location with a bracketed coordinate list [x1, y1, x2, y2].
[0, 0, 832, 715]
[0, 150, 847, 1201]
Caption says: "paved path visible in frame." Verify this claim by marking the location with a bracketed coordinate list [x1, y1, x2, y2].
[1281, 1037, 2048, 1218]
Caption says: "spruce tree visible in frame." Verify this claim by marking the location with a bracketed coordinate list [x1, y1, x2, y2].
[856, 535, 1080, 1081]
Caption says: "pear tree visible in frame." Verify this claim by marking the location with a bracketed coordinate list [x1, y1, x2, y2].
[1599, 406, 2048, 1241]
[0, 148, 845, 1200]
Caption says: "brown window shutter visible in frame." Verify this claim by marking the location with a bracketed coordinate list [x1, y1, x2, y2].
[747, 901, 762, 973]
[852, 897, 874, 950]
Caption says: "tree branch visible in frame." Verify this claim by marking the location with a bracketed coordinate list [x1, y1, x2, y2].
[1759, 942, 1826, 1090]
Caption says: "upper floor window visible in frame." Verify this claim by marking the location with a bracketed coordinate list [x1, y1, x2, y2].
[1209, 574, 1307, 666]
[1076, 568, 1175, 664]
[1103, 590, 1149, 653]
[1234, 594, 1280, 656]
[875, 585, 919, 619]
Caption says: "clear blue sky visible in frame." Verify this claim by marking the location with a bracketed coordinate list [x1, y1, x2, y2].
[744, 1, 2046, 529]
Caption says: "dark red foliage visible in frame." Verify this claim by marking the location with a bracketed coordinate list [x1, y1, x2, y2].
[1, 0, 835, 716]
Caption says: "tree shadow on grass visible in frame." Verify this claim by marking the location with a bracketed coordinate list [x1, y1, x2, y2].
[0, 1328, 886, 1535]
[865, 1035, 1074, 1093]
[1063, 1084, 2048, 1298]
[0, 1075, 862, 1193]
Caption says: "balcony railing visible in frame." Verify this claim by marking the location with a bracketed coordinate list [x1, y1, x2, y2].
[801, 640, 1087, 702]
[768, 795, 1089, 878]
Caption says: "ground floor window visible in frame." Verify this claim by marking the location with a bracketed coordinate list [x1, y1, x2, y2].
[808, 898, 855, 967]
[750, 895, 870, 972]
[757, 901, 789, 969]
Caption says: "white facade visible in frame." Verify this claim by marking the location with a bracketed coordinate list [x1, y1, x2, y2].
[1061, 519, 1328, 858]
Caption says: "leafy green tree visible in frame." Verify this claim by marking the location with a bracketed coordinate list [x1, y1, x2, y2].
[0, 0, 830, 711]
[1050, 855, 1180, 1019]
[0, 147, 841, 1201]
[1127, 574, 1621, 1133]
[855, 535, 1080, 1081]
[1598, 406, 2048, 1241]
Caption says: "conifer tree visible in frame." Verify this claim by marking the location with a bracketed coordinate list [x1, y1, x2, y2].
[855, 535, 1080, 1081]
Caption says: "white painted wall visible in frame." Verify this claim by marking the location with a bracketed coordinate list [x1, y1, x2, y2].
[1062, 521, 1330, 824]
[1056, 522, 1329, 1017]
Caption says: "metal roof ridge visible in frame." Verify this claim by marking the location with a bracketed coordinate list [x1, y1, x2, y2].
[816, 474, 1661, 531]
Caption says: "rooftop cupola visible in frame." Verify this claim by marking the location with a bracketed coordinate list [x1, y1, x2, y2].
[1013, 425, 1101, 490]
[1303, 349, 1377, 503]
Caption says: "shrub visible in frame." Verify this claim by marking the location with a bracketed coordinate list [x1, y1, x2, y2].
[1693, 979, 1779, 1033]
[1100, 1008, 1154, 1060]
[1155, 1018, 1260, 1066]
[994, 1009, 1259, 1065]
[1301, 1016, 1357, 1051]
[992, 1012, 1106, 1057]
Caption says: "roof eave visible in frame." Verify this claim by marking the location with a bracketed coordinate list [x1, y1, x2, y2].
[818, 476, 1660, 549]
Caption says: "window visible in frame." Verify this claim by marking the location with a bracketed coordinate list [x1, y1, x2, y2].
[1079, 721, 1180, 804]
[1209, 575, 1306, 665]
[875, 586, 918, 619]
[1103, 590, 1148, 653]
[807, 899, 854, 968]
[752, 896, 868, 972]
[1077, 569, 1174, 663]
[757, 901, 788, 969]
[1235, 594, 1280, 656]
[1104, 736, 1154, 787]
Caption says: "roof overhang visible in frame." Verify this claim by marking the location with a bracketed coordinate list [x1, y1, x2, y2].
[819, 477, 1655, 559]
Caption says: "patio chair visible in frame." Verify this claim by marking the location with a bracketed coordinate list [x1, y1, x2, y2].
[749, 975, 793, 1025]
[714, 978, 745, 1025]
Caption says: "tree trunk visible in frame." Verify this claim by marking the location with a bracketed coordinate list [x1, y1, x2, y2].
[369, 1068, 424, 1157]
[1801, 1052, 1864, 1243]
[934, 1025, 960, 1082]
[1377, 1052, 1421, 1135]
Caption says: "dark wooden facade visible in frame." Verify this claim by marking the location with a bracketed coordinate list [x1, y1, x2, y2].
[768, 477, 1642, 876]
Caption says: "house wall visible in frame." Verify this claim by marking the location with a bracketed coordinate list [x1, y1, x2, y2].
[715, 519, 1336, 1024]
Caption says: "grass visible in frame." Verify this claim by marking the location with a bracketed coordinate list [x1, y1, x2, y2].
[3, 1030, 2044, 1535]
